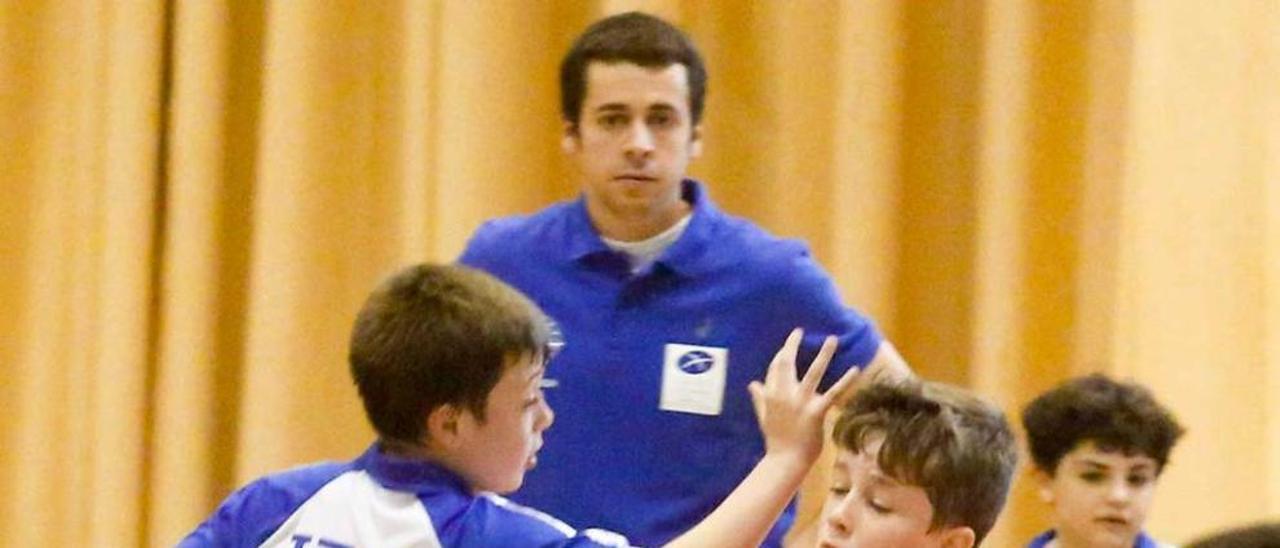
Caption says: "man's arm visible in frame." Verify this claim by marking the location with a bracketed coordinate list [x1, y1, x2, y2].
[664, 329, 860, 548]
[853, 340, 914, 393]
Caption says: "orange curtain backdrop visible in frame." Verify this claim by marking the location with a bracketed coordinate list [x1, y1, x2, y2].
[2, 1, 1278, 546]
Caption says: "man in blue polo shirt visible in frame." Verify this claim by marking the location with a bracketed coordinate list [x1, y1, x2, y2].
[458, 11, 913, 547]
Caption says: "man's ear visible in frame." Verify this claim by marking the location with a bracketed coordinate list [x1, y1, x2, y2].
[425, 404, 465, 449]
[689, 124, 703, 158]
[938, 525, 976, 548]
[562, 120, 579, 154]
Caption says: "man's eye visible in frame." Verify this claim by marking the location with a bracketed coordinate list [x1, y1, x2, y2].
[600, 115, 626, 128]
[828, 486, 850, 497]
[648, 113, 674, 127]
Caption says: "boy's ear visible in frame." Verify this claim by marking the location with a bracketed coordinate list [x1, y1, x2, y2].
[689, 124, 703, 158]
[425, 404, 465, 449]
[938, 525, 976, 548]
[1032, 468, 1055, 504]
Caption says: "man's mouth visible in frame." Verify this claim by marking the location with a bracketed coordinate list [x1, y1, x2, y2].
[1095, 516, 1131, 530]
[615, 174, 656, 182]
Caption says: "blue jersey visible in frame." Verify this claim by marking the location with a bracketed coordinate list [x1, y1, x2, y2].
[1028, 529, 1175, 548]
[181, 444, 631, 547]
[459, 179, 883, 546]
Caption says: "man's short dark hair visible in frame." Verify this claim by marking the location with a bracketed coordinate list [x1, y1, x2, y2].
[560, 11, 707, 126]
[834, 381, 1017, 546]
[348, 263, 549, 444]
[1022, 373, 1185, 475]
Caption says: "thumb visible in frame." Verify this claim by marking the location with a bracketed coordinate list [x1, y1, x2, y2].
[748, 381, 766, 423]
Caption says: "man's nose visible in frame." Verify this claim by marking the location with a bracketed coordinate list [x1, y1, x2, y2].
[623, 122, 655, 159]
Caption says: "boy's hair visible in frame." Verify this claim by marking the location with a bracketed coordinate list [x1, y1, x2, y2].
[1021, 373, 1185, 475]
[348, 263, 549, 444]
[834, 381, 1017, 546]
[560, 11, 707, 127]
[1185, 521, 1280, 548]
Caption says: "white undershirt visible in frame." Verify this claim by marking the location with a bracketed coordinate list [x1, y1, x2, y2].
[600, 214, 693, 273]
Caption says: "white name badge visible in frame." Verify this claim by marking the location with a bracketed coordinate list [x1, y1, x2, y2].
[660, 343, 729, 416]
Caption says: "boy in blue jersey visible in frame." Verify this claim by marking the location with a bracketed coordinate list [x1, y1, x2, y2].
[816, 380, 1018, 548]
[181, 263, 860, 547]
[459, 11, 913, 545]
[1022, 374, 1185, 548]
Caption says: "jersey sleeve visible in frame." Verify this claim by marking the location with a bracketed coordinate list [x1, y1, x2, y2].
[457, 220, 504, 270]
[177, 464, 346, 547]
[779, 244, 884, 390]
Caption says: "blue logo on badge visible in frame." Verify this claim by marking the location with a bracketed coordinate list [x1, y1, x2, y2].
[677, 350, 715, 374]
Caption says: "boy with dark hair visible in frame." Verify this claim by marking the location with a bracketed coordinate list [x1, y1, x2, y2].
[460, 10, 912, 545]
[817, 381, 1018, 547]
[1022, 373, 1186, 548]
[1186, 521, 1280, 548]
[181, 263, 858, 547]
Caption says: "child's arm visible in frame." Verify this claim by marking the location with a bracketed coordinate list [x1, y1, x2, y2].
[663, 328, 859, 548]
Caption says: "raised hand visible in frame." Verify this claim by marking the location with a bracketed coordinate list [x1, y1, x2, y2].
[748, 328, 860, 465]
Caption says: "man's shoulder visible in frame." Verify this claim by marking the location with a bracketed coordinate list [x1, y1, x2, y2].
[470, 201, 577, 246]
[695, 208, 816, 276]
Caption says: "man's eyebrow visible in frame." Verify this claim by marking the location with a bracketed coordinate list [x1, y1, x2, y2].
[593, 103, 629, 113]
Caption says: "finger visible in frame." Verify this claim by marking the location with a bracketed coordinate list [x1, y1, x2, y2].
[818, 363, 863, 409]
[769, 327, 804, 389]
[799, 335, 838, 394]
[748, 381, 767, 422]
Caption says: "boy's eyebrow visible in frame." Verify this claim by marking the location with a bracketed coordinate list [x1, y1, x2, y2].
[868, 470, 905, 488]
[1077, 458, 1112, 470]
[526, 365, 546, 381]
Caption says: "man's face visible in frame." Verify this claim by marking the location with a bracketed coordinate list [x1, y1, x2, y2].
[818, 439, 970, 548]
[565, 61, 701, 232]
[451, 353, 555, 494]
[1039, 442, 1160, 548]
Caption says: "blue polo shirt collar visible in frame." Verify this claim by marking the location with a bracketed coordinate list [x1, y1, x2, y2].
[564, 179, 716, 277]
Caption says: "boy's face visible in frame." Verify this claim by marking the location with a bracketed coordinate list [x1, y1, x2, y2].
[1038, 441, 1159, 548]
[449, 353, 554, 494]
[565, 61, 701, 231]
[818, 438, 971, 548]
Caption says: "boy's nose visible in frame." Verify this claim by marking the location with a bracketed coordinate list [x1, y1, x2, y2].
[1105, 479, 1132, 504]
[823, 497, 856, 536]
[536, 399, 555, 430]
